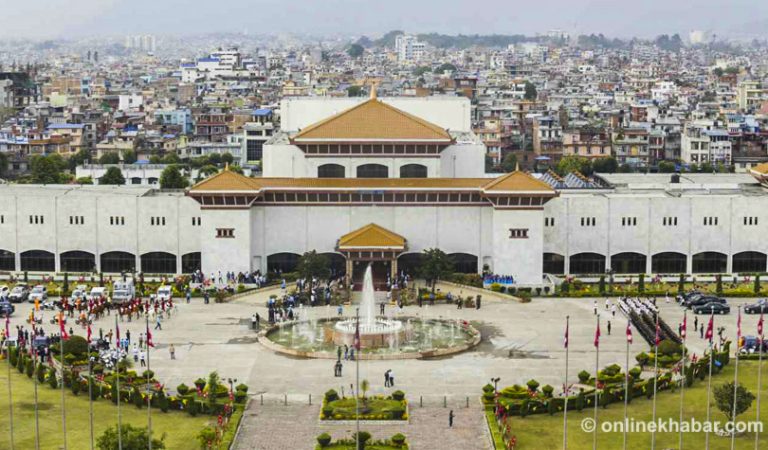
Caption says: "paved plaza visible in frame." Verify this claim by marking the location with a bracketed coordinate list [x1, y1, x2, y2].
[4, 288, 762, 448]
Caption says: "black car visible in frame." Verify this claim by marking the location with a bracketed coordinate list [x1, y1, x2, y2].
[682, 293, 706, 307]
[693, 302, 731, 315]
[686, 296, 726, 309]
[744, 300, 768, 314]
[0, 301, 14, 316]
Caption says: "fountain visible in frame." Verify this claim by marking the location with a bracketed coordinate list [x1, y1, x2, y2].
[260, 264, 482, 360]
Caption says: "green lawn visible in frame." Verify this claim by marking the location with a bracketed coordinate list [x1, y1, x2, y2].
[0, 359, 233, 450]
[496, 361, 767, 449]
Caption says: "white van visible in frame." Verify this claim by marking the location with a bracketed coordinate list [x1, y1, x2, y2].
[112, 280, 135, 304]
[156, 285, 173, 301]
[88, 287, 108, 301]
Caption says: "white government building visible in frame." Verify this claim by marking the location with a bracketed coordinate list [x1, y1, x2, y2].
[3, 91, 768, 286]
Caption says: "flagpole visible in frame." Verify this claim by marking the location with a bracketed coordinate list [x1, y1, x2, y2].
[755, 314, 763, 450]
[60, 315, 68, 450]
[88, 345, 94, 450]
[146, 312, 152, 450]
[593, 314, 599, 450]
[355, 307, 360, 450]
[651, 312, 659, 450]
[623, 321, 630, 450]
[705, 306, 714, 448]
[678, 310, 687, 450]
[563, 315, 569, 450]
[33, 330, 40, 450]
[6, 315, 15, 450]
[730, 306, 741, 450]
[116, 315, 122, 450]
[755, 313, 764, 450]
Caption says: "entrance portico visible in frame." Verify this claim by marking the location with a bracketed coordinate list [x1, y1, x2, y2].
[337, 223, 406, 289]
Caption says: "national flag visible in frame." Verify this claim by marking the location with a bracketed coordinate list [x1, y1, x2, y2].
[563, 320, 569, 349]
[86, 322, 92, 344]
[655, 319, 661, 346]
[681, 313, 687, 339]
[758, 312, 764, 336]
[59, 312, 69, 340]
[353, 319, 361, 351]
[146, 325, 154, 348]
[705, 315, 714, 342]
[594, 322, 601, 348]
[4, 313, 9, 338]
[115, 322, 120, 347]
[737, 308, 742, 339]
[626, 322, 633, 344]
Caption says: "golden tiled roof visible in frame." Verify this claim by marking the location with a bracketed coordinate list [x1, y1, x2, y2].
[750, 162, 768, 175]
[190, 169, 262, 191]
[482, 170, 556, 193]
[338, 223, 406, 249]
[292, 97, 452, 142]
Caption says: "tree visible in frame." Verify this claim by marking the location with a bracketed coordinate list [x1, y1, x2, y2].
[208, 153, 222, 165]
[658, 161, 676, 173]
[99, 152, 120, 164]
[100, 167, 125, 185]
[297, 250, 330, 280]
[122, 149, 137, 164]
[524, 81, 537, 101]
[556, 155, 591, 176]
[76, 176, 93, 185]
[419, 248, 454, 293]
[161, 153, 180, 164]
[221, 153, 234, 165]
[347, 43, 364, 58]
[714, 382, 755, 422]
[713, 67, 724, 77]
[347, 86, 364, 97]
[30, 154, 66, 184]
[434, 63, 457, 74]
[96, 424, 165, 450]
[592, 157, 618, 173]
[360, 379, 370, 399]
[159, 165, 188, 189]
[501, 153, 518, 173]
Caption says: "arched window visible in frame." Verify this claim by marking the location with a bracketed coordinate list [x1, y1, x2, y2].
[317, 164, 345, 178]
[543, 253, 565, 275]
[60, 251, 96, 273]
[610, 252, 647, 274]
[732, 251, 766, 273]
[141, 252, 177, 274]
[0, 250, 15, 271]
[20, 250, 55, 272]
[267, 253, 300, 274]
[356, 164, 388, 178]
[652, 252, 687, 274]
[101, 251, 136, 273]
[399, 164, 428, 178]
[569, 253, 606, 274]
[692, 252, 727, 273]
[182, 252, 202, 273]
[448, 253, 478, 273]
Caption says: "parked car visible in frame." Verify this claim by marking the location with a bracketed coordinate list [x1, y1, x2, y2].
[71, 285, 89, 301]
[682, 293, 705, 307]
[8, 284, 29, 303]
[28, 285, 48, 303]
[744, 300, 768, 314]
[0, 285, 9, 300]
[686, 296, 726, 309]
[156, 285, 172, 301]
[740, 336, 768, 353]
[87, 287, 108, 301]
[693, 302, 731, 315]
[0, 301, 14, 316]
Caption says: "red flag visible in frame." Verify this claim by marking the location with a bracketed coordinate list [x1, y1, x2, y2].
[705, 315, 714, 342]
[654, 320, 661, 346]
[86, 322, 92, 344]
[759, 312, 764, 336]
[59, 312, 69, 340]
[594, 322, 601, 348]
[353, 320, 361, 351]
[626, 322, 633, 344]
[4, 313, 9, 338]
[681, 313, 687, 339]
[563, 320, 569, 349]
[115, 323, 120, 346]
[737, 308, 742, 339]
[146, 325, 154, 348]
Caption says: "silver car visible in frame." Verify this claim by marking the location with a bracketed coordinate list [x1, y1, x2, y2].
[28, 285, 48, 303]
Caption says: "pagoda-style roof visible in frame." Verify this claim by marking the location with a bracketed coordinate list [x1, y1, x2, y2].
[482, 170, 554, 194]
[338, 223, 406, 251]
[292, 91, 452, 143]
[749, 163, 768, 187]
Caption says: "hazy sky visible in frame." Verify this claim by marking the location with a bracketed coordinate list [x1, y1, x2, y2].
[2, 0, 767, 39]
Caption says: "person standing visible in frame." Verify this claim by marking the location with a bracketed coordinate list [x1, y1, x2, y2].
[384, 370, 390, 387]
[155, 315, 162, 330]
[607, 320, 611, 335]
[140, 350, 146, 367]
[449, 410, 455, 428]
[389, 369, 394, 387]
[169, 344, 176, 360]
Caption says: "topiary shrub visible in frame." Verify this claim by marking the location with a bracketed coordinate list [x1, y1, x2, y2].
[635, 352, 649, 368]
[629, 367, 642, 380]
[324, 389, 339, 402]
[354, 431, 372, 447]
[133, 387, 144, 409]
[391, 390, 405, 401]
[48, 367, 58, 389]
[578, 370, 591, 384]
[234, 391, 247, 403]
[37, 362, 46, 384]
[193, 378, 206, 391]
[62, 335, 89, 357]
[141, 370, 155, 380]
[25, 359, 34, 378]
[526, 379, 540, 392]
[317, 432, 332, 447]
[71, 378, 81, 396]
[482, 383, 494, 394]
[390, 407, 405, 420]
[186, 399, 199, 417]
[542, 385, 554, 398]
[235, 383, 248, 393]
[391, 433, 406, 446]
[176, 383, 189, 395]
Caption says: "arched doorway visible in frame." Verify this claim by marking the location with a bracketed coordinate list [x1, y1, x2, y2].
[20, 250, 55, 272]
[182, 252, 202, 273]
[543, 253, 565, 274]
[732, 251, 767, 273]
[652, 252, 687, 274]
[399, 164, 428, 178]
[141, 252, 177, 274]
[100, 251, 136, 273]
[448, 253, 478, 273]
[397, 253, 423, 278]
[319, 252, 346, 279]
[569, 253, 606, 274]
[611, 252, 647, 274]
[0, 250, 15, 271]
[318, 164, 345, 178]
[60, 251, 96, 273]
[356, 163, 388, 178]
[692, 252, 727, 273]
[267, 253, 300, 274]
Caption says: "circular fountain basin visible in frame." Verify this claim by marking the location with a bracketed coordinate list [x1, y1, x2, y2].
[259, 316, 481, 360]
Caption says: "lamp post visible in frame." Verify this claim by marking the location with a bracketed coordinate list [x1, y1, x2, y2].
[491, 377, 501, 395]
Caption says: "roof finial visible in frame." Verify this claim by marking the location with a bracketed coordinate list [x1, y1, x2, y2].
[515, 161, 520, 172]
[370, 83, 377, 100]
[224, 162, 229, 171]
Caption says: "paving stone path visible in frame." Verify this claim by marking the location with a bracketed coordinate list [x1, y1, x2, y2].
[233, 396, 491, 450]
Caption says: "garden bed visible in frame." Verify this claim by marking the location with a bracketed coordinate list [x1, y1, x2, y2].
[321, 389, 408, 421]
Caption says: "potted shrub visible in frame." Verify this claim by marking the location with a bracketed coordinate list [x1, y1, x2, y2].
[354, 431, 372, 448]
[391, 433, 406, 447]
[176, 383, 189, 395]
[542, 385, 554, 398]
[193, 378, 206, 392]
[526, 379, 540, 392]
[325, 389, 339, 402]
[391, 390, 405, 401]
[578, 370, 591, 384]
[316, 432, 332, 447]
